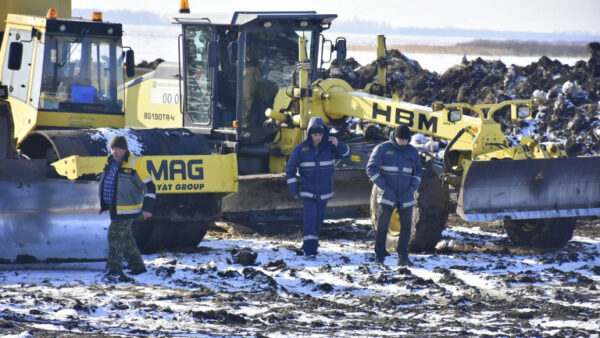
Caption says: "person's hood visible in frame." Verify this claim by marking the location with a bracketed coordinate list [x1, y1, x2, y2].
[307, 117, 330, 140]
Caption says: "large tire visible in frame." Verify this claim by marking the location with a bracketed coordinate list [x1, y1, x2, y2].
[133, 193, 221, 253]
[128, 131, 218, 253]
[370, 163, 450, 253]
[410, 166, 451, 252]
[504, 217, 576, 248]
[133, 219, 209, 254]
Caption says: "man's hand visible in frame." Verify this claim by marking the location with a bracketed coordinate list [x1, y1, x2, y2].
[142, 211, 152, 220]
[329, 136, 338, 147]
[294, 195, 300, 200]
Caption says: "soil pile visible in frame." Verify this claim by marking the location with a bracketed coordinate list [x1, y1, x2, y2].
[328, 42, 600, 156]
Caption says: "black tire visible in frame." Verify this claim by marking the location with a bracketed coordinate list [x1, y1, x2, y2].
[130, 132, 220, 253]
[504, 217, 576, 248]
[410, 166, 451, 252]
[370, 163, 450, 253]
[132, 192, 221, 254]
[133, 219, 209, 254]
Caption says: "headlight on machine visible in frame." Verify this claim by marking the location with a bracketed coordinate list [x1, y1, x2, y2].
[448, 108, 462, 122]
[532, 96, 544, 105]
[517, 105, 531, 118]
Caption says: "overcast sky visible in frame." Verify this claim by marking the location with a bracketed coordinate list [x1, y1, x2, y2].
[72, 0, 600, 34]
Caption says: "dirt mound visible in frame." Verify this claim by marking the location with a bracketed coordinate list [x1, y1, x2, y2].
[328, 42, 600, 156]
[136, 58, 165, 69]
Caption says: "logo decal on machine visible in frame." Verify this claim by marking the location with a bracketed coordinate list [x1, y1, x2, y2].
[147, 159, 205, 192]
[372, 103, 438, 133]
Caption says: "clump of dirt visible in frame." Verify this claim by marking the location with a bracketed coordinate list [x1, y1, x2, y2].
[231, 247, 258, 266]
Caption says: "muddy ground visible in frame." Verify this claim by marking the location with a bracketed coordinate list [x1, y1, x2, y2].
[1, 215, 599, 337]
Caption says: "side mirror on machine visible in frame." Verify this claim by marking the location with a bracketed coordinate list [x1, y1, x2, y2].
[125, 49, 135, 78]
[208, 41, 219, 68]
[335, 38, 347, 65]
[8, 42, 23, 70]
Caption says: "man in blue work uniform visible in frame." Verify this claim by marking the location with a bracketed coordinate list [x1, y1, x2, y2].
[366, 124, 423, 266]
[286, 117, 350, 259]
[99, 136, 156, 282]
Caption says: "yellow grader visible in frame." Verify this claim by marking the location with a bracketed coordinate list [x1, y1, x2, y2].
[1, 3, 599, 263]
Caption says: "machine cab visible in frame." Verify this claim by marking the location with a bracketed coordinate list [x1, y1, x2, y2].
[0, 12, 127, 144]
[176, 11, 337, 145]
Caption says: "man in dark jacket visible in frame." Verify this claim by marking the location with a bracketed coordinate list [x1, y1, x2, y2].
[99, 136, 156, 282]
[366, 124, 423, 266]
[286, 117, 350, 259]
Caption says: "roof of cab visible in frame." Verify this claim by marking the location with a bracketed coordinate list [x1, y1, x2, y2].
[172, 11, 337, 27]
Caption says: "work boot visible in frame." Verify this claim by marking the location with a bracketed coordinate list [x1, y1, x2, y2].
[103, 269, 134, 283]
[305, 253, 317, 261]
[397, 255, 413, 267]
[374, 256, 385, 266]
[127, 266, 147, 275]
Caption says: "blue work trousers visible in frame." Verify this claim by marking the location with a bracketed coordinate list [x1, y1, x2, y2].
[301, 197, 328, 255]
[375, 204, 413, 260]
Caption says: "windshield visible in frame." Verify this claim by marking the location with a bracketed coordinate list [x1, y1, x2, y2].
[242, 29, 313, 128]
[38, 35, 124, 113]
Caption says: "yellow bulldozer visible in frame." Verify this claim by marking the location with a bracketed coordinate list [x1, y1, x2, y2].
[1, 3, 599, 263]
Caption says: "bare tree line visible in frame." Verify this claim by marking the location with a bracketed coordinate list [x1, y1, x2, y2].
[349, 39, 590, 57]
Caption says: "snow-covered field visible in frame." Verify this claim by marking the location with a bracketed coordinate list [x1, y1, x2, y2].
[1, 217, 599, 336]
[123, 24, 585, 74]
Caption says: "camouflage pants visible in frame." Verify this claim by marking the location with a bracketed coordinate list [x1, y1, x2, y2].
[106, 218, 145, 271]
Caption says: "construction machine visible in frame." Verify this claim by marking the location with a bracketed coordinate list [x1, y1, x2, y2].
[0, 3, 238, 263]
[122, 9, 374, 227]
[127, 6, 599, 251]
[264, 36, 600, 250]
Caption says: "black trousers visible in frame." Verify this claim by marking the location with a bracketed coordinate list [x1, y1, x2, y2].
[375, 204, 413, 260]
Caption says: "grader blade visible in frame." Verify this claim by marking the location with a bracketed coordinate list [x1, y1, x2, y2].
[0, 159, 107, 263]
[457, 157, 600, 221]
[221, 168, 371, 223]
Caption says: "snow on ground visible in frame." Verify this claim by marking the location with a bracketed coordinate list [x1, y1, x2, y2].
[1, 217, 599, 336]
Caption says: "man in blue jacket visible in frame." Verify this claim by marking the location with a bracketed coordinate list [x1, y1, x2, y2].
[366, 124, 423, 266]
[286, 117, 350, 259]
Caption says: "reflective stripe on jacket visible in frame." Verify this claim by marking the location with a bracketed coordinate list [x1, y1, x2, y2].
[286, 117, 350, 201]
[99, 151, 156, 219]
[366, 133, 423, 208]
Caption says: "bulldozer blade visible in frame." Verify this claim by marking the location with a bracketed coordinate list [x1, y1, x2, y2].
[221, 168, 371, 215]
[0, 162, 108, 262]
[457, 157, 600, 221]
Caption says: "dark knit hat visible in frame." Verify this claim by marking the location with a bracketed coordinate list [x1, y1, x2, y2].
[308, 124, 325, 134]
[394, 124, 411, 140]
[110, 135, 128, 150]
